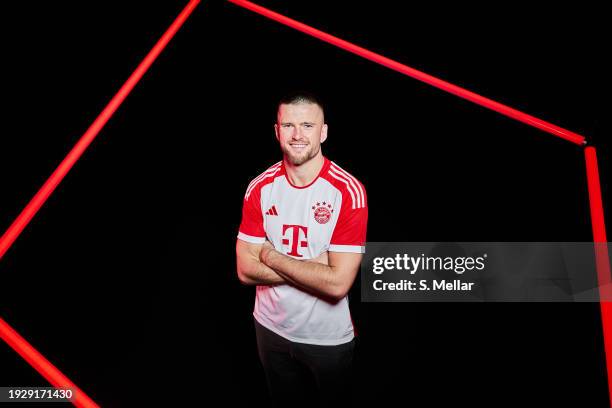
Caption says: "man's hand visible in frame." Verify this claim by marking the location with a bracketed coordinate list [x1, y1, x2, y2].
[236, 239, 286, 286]
[259, 240, 275, 265]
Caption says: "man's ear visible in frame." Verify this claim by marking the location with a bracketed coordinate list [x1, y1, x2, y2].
[320, 124, 328, 144]
[274, 124, 280, 142]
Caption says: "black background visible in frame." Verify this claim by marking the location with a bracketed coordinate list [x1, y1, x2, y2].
[1, 0, 610, 406]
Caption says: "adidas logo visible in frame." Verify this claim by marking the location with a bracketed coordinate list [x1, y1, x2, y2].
[265, 205, 279, 216]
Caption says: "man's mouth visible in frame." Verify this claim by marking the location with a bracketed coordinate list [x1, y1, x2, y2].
[290, 143, 308, 151]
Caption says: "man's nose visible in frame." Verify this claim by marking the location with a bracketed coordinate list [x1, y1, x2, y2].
[291, 128, 303, 140]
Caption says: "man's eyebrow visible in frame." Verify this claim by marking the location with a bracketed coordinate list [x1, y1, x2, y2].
[301, 121, 316, 125]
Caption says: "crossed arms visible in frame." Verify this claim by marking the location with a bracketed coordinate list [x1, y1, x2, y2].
[236, 239, 362, 301]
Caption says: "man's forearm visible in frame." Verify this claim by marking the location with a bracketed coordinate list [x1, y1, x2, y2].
[261, 248, 342, 300]
[238, 259, 286, 285]
[236, 239, 287, 286]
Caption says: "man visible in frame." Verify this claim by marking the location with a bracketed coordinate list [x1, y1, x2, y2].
[236, 92, 368, 407]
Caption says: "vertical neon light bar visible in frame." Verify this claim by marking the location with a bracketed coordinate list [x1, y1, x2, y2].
[585, 147, 612, 396]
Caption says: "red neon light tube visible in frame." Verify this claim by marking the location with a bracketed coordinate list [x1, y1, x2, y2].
[584, 147, 612, 401]
[0, 0, 200, 261]
[0, 318, 98, 408]
[586, 147, 609, 243]
[226, 0, 586, 146]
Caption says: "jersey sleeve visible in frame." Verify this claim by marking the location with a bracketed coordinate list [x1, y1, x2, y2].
[237, 186, 266, 244]
[329, 184, 368, 253]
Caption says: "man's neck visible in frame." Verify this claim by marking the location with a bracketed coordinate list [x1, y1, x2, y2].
[284, 154, 325, 187]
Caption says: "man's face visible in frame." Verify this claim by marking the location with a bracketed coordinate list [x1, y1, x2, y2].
[275, 102, 328, 166]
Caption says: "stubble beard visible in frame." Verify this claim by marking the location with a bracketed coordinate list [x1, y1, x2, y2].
[282, 143, 320, 166]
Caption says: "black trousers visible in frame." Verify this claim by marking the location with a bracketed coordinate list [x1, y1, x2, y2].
[254, 318, 356, 408]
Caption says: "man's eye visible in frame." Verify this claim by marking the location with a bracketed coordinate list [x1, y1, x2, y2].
[304, 124, 313, 128]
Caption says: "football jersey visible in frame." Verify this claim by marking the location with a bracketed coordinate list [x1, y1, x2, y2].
[237, 157, 368, 345]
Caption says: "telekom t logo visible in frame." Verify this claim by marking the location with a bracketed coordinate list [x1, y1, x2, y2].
[282, 224, 308, 257]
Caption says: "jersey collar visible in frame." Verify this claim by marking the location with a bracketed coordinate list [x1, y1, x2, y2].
[282, 156, 331, 189]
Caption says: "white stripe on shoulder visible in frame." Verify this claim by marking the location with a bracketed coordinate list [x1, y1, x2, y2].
[246, 169, 281, 200]
[245, 162, 282, 200]
[327, 169, 357, 209]
[330, 163, 365, 208]
[329, 166, 362, 208]
[331, 162, 365, 206]
[247, 161, 281, 191]
[329, 166, 364, 208]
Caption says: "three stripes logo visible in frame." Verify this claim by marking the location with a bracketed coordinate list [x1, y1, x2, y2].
[266, 205, 279, 216]
[245, 161, 282, 201]
[328, 162, 366, 209]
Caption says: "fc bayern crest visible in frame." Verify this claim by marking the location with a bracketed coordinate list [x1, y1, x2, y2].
[312, 201, 333, 224]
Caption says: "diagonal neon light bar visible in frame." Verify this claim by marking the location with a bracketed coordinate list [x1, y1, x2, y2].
[226, 0, 585, 146]
[0, 319, 99, 408]
[226, 0, 609, 400]
[0, 1, 200, 406]
[0, 0, 200, 262]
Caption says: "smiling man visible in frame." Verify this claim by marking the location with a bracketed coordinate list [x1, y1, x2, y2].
[236, 91, 368, 406]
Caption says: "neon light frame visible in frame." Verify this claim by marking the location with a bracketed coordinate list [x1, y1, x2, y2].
[0, 1, 609, 406]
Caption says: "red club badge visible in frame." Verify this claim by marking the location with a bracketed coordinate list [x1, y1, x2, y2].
[312, 201, 333, 224]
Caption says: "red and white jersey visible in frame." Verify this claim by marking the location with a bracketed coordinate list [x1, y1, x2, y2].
[238, 157, 368, 345]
